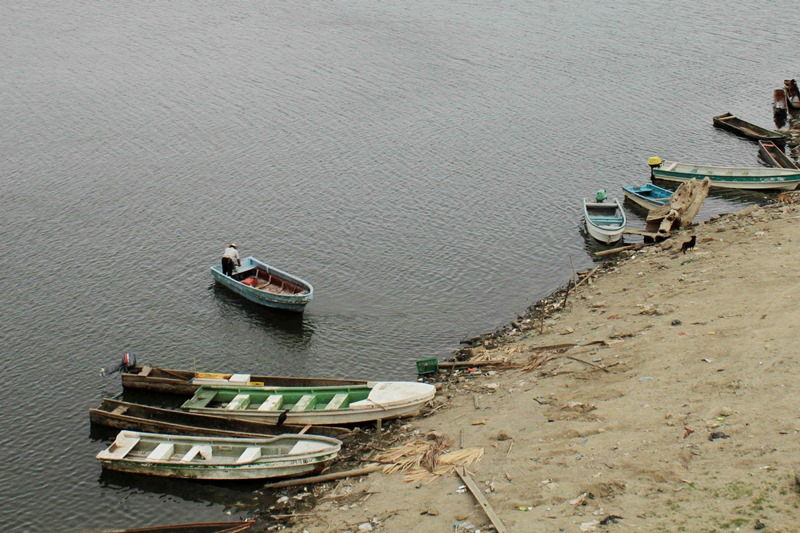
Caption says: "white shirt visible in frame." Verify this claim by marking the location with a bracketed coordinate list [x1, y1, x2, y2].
[223, 247, 240, 261]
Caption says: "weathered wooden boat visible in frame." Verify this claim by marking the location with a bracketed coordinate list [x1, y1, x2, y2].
[650, 159, 800, 191]
[90, 399, 351, 439]
[785, 79, 800, 110]
[758, 140, 800, 170]
[96, 431, 341, 480]
[122, 364, 367, 396]
[105, 521, 254, 533]
[582, 197, 626, 244]
[181, 381, 437, 425]
[621, 183, 673, 211]
[210, 256, 312, 312]
[712, 112, 786, 143]
[774, 88, 788, 115]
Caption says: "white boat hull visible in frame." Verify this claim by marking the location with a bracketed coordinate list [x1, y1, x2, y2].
[583, 198, 626, 245]
[653, 160, 800, 191]
[97, 431, 341, 481]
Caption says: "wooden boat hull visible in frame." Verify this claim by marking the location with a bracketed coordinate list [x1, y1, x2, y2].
[107, 521, 254, 533]
[97, 431, 341, 481]
[181, 381, 437, 426]
[211, 256, 312, 312]
[774, 88, 788, 114]
[622, 184, 672, 211]
[785, 79, 800, 110]
[712, 112, 786, 143]
[121, 365, 367, 396]
[758, 140, 800, 170]
[652, 160, 800, 191]
[90, 399, 351, 439]
[583, 198, 626, 244]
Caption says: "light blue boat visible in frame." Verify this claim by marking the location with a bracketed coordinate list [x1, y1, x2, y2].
[210, 256, 313, 312]
[622, 183, 673, 211]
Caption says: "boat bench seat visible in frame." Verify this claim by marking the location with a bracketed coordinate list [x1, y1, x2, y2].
[181, 445, 212, 462]
[258, 394, 284, 411]
[591, 217, 623, 225]
[225, 394, 251, 410]
[324, 393, 349, 410]
[236, 446, 262, 464]
[291, 394, 317, 411]
[147, 442, 175, 461]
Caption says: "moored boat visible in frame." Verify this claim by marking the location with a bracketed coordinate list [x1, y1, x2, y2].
[650, 159, 800, 191]
[90, 398, 351, 439]
[582, 197, 626, 244]
[758, 140, 800, 170]
[712, 112, 786, 143]
[211, 256, 312, 312]
[96, 431, 341, 480]
[621, 183, 673, 211]
[785, 79, 800, 110]
[774, 88, 788, 115]
[181, 381, 437, 426]
[121, 364, 367, 396]
[105, 521, 254, 533]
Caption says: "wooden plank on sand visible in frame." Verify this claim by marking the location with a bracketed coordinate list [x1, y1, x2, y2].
[456, 466, 508, 533]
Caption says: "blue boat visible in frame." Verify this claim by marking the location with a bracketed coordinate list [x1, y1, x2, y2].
[210, 256, 313, 312]
[622, 183, 673, 211]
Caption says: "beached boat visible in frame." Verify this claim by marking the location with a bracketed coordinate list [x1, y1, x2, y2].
[106, 521, 254, 533]
[121, 364, 367, 396]
[96, 431, 341, 480]
[181, 381, 437, 426]
[785, 79, 800, 110]
[90, 399, 351, 439]
[582, 198, 626, 244]
[712, 112, 786, 143]
[650, 159, 800, 191]
[622, 184, 673, 211]
[210, 256, 312, 312]
[758, 140, 800, 170]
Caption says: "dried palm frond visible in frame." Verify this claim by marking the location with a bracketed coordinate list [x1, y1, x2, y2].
[401, 448, 485, 484]
[520, 352, 554, 372]
[374, 436, 484, 483]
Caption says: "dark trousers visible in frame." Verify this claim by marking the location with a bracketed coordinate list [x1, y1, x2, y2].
[222, 257, 235, 276]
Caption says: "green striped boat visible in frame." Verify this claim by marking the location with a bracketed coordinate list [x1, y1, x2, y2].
[651, 159, 800, 191]
[180, 381, 436, 426]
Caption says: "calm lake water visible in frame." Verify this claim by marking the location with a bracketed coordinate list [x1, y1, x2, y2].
[1, 1, 795, 531]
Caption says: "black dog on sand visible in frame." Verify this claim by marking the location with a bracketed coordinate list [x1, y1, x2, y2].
[680, 235, 697, 254]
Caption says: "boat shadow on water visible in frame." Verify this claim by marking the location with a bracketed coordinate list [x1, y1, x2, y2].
[97, 467, 276, 511]
[210, 283, 313, 339]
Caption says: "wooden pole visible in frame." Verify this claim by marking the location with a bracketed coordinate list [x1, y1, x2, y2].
[263, 464, 383, 489]
[456, 466, 508, 533]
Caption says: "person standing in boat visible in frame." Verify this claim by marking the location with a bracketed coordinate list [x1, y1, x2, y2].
[221, 243, 241, 277]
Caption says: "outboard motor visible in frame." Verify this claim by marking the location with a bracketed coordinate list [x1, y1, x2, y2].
[595, 189, 607, 203]
[101, 352, 137, 376]
[648, 156, 663, 179]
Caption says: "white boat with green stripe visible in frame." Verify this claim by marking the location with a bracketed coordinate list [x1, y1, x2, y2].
[651, 159, 800, 191]
[96, 431, 341, 480]
[181, 381, 436, 426]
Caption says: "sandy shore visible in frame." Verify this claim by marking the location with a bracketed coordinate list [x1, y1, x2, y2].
[267, 196, 800, 532]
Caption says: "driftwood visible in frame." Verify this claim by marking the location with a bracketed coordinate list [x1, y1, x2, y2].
[646, 177, 711, 234]
[456, 466, 508, 533]
[262, 464, 382, 489]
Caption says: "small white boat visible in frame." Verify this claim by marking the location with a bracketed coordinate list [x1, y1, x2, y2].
[583, 197, 626, 244]
[181, 381, 437, 426]
[96, 431, 341, 480]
